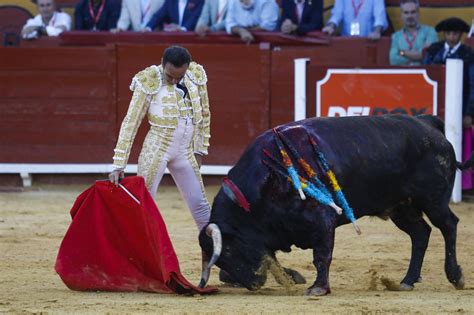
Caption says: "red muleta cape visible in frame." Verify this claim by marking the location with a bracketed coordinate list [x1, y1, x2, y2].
[55, 176, 216, 295]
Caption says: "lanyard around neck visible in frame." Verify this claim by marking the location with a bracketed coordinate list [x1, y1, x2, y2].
[89, 0, 107, 27]
[403, 30, 417, 50]
[351, 0, 364, 19]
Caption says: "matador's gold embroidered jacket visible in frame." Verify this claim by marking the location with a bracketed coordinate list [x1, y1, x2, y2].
[112, 62, 211, 170]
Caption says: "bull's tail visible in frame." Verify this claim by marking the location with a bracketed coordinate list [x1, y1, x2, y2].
[457, 152, 474, 171]
[416, 115, 474, 170]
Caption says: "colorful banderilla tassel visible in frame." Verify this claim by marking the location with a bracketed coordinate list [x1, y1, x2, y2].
[307, 134, 361, 235]
[276, 130, 332, 200]
[272, 129, 306, 200]
[263, 150, 342, 215]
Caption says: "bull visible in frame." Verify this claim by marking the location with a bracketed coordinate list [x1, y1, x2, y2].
[198, 115, 468, 296]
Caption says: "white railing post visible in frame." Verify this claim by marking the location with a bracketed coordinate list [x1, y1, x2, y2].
[444, 59, 464, 203]
[294, 58, 310, 121]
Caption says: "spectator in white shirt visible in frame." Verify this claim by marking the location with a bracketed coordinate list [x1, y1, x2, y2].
[110, 0, 164, 32]
[21, 0, 71, 39]
[195, 0, 228, 36]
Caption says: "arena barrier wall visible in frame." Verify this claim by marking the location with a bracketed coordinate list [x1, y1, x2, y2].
[0, 34, 472, 185]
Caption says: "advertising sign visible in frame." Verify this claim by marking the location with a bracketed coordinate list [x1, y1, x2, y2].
[316, 69, 437, 117]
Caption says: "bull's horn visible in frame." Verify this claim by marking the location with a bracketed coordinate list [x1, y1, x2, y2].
[198, 252, 210, 288]
[198, 223, 222, 288]
[206, 223, 222, 266]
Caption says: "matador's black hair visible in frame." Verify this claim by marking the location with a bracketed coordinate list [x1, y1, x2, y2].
[162, 46, 192, 68]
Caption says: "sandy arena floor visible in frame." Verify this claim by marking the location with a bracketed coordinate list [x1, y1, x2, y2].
[0, 183, 473, 314]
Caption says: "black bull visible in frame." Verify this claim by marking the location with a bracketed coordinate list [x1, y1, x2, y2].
[199, 115, 466, 295]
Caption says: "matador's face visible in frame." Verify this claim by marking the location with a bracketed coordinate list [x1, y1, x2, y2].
[162, 62, 189, 85]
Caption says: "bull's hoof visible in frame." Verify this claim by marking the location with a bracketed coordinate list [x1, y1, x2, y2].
[283, 268, 306, 284]
[448, 266, 465, 290]
[305, 286, 330, 296]
[452, 275, 465, 290]
[399, 283, 414, 291]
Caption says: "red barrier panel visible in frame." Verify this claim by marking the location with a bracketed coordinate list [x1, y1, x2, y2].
[0, 46, 117, 163]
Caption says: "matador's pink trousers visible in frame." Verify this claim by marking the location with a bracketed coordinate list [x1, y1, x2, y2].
[140, 117, 211, 232]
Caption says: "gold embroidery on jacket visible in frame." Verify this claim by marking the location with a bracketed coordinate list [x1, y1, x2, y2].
[112, 62, 211, 172]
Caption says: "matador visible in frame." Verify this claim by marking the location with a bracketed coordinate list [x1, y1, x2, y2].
[109, 46, 211, 231]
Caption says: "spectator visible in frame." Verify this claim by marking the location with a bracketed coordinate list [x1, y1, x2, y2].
[322, 0, 387, 40]
[195, 0, 228, 36]
[146, 0, 205, 32]
[226, 0, 279, 43]
[21, 0, 71, 39]
[424, 17, 474, 120]
[75, 0, 121, 31]
[424, 17, 474, 191]
[111, 0, 165, 32]
[278, 0, 323, 36]
[389, 0, 437, 66]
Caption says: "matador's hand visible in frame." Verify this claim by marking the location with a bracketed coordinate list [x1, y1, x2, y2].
[108, 169, 124, 186]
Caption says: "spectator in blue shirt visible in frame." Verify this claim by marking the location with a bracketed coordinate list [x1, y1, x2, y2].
[322, 0, 387, 40]
[389, 0, 437, 66]
[278, 0, 323, 36]
[146, 0, 205, 31]
[75, 0, 121, 31]
[225, 0, 279, 43]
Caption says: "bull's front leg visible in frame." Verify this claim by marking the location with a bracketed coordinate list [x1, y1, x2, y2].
[306, 220, 336, 296]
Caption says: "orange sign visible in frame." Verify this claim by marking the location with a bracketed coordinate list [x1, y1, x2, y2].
[316, 69, 437, 117]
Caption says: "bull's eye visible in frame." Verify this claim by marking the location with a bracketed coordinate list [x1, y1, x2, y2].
[223, 245, 232, 258]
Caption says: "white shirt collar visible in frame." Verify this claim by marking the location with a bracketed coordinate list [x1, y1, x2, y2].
[444, 41, 461, 55]
[42, 11, 57, 27]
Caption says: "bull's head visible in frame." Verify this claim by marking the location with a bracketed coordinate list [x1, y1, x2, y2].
[198, 137, 291, 290]
[198, 223, 269, 290]
[198, 193, 269, 290]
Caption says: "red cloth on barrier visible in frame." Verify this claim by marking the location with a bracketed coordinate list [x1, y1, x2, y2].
[55, 176, 216, 295]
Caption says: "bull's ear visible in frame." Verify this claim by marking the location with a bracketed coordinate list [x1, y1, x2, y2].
[259, 170, 288, 198]
[266, 168, 286, 189]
